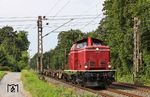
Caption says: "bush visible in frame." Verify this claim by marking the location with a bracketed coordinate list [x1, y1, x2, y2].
[0, 71, 6, 79]
[0, 66, 11, 71]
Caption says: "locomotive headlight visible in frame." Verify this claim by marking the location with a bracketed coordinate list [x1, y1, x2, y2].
[96, 47, 99, 51]
[108, 65, 111, 68]
[85, 65, 88, 68]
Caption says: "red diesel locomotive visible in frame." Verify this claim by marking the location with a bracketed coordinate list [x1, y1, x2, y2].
[44, 37, 115, 88]
[64, 37, 115, 87]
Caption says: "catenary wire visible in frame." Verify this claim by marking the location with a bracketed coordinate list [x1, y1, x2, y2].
[52, 0, 70, 19]
[80, 14, 103, 29]
[45, 0, 60, 16]
[42, 19, 74, 38]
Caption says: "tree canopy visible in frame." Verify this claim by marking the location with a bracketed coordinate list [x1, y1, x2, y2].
[0, 26, 30, 71]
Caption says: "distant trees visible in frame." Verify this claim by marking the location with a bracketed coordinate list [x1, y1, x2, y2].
[0, 26, 30, 71]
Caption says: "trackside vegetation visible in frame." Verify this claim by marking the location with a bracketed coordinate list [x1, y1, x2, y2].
[0, 71, 5, 80]
[21, 70, 97, 97]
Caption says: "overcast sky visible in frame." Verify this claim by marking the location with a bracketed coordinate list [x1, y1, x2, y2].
[0, 0, 105, 57]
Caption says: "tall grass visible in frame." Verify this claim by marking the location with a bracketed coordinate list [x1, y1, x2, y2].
[0, 71, 5, 80]
[21, 70, 96, 97]
[116, 74, 134, 84]
[116, 74, 150, 86]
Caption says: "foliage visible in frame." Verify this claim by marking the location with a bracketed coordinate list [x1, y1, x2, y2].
[94, 0, 150, 83]
[21, 70, 97, 97]
[0, 71, 6, 80]
[0, 26, 30, 71]
[116, 73, 150, 86]
[116, 74, 133, 84]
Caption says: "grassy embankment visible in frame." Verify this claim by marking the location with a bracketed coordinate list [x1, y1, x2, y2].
[21, 70, 96, 97]
[0, 71, 6, 80]
[116, 74, 150, 86]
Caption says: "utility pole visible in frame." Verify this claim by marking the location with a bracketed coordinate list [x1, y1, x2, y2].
[37, 16, 43, 75]
[133, 17, 141, 84]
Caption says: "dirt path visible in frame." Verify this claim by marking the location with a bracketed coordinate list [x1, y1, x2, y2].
[0, 72, 28, 97]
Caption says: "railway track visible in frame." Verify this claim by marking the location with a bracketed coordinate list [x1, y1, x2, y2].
[44, 76, 113, 97]
[112, 82, 150, 93]
[107, 88, 142, 97]
[44, 75, 150, 97]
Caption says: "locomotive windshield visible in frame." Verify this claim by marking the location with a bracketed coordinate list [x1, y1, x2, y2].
[71, 38, 103, 50]
[76, 41, 87, 49]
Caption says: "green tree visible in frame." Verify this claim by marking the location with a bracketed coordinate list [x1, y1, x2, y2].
[0, 26, 30, 71]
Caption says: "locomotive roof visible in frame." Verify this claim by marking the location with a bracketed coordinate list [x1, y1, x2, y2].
[75, 37, 103, 44]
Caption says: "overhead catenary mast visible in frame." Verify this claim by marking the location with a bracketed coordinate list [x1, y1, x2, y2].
[133, 17, 142, 84]
[36, 16, 73, 76]
[37, 16, 43, 75]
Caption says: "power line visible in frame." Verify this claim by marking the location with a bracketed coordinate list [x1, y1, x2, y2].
[46, 16, 102, 21]
[46, 14, 101, 17]
[45, 0, 60, 16]
[0, 17, 36, 19]
[0, 21, 99, 31]
[82, 0, 101, 14]
[0, 21, 99, 27]
[0, 16, 101, 31]
[67, 0, 103, 28]
[0, 19, 36, 22]
[10, 23, 99, 30]
[0, 14, 102, 19]
[0, 17, 99, 27]
[42, 23, 99, 29]
[0, 16, 103, 23]
[80, 14, 102, 29]
[0, 14, 102, 31]
[43, 19, 73, 38]
[52, 0, 70, 18]
[0, 14, 103, 21]
[0, 24, 34, 26]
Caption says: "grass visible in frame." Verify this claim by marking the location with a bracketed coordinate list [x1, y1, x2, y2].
[21, 70, 97, 97]
[0, 71, 6, 80]
[139, 76, 150, 86]
[116, 73, 150, 86]
[116, 74, 134, 84]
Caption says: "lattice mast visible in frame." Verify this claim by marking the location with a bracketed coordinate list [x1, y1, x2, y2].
[133, 17, 142, 83]
[37, 16, 43, 74]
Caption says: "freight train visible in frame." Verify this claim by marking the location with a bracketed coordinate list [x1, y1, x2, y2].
[44, 37, 115, 88]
